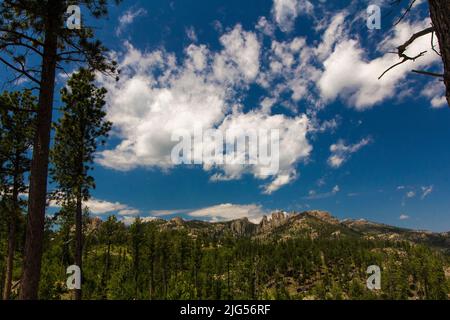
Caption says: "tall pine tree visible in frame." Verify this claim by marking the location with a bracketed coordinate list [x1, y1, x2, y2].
[0, 0, 121, 299]
[50, 68, 111, 300]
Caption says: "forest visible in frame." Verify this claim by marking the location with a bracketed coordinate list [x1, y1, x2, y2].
[1, 213, 450, 300]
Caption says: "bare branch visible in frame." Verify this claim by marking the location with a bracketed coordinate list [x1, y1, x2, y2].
[394, 0, 418, 26]
[411, 69, 444, 78]
[431, 31, 441, 57]
[397, 27, 434, 55]
[379, 51, 427, 79]
[378, 25, 436, 80]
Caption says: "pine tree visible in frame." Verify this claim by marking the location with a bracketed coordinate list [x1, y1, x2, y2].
[0, 90, 36, 299]
[129, 218, 145, 298]
[98, 215, 125, 299]
[50, 68, 111, 300]
[0, 0, 121, 299]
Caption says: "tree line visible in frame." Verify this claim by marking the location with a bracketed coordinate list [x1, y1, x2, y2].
[3, 216, 449, 300]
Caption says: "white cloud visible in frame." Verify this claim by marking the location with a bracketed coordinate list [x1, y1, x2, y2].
[399, 214, 410, 220]
[263, 174, 293, 195]
[213, 111, 312, 194]
[83, 199, 126, 214]
[85, 199, 138, 216]
[118, 209, 141, 216]
[214, 24, 261, 83]
[49, 198, 140, 216]
[303, 185, 340, 200]
[256, 16, 275, 37]
[328, 137, 372, 168]
[96, 25, 313, 194]
[272, 0, 314, 32]
[150, 209, 192, 216]
[318, 18, 441, 109]
[185, 26, 198, 42]
[314, 12, 347, 61]
[421, 185, 433, 199]
[255, 12, 345, 110]
[406, 191, 416, 199]
[421, 82, 447, 108]
[187, 203, 267, 223]
[95, 9, 440, 196]
[332, 185, 340, 194]
[116, 7, 147, 36]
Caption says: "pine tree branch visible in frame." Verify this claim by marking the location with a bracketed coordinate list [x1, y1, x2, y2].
[0, 56, 40, 84]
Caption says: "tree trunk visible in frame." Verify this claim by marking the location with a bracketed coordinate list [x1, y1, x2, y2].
[429, 0, 450, 107]
[3, 219, 16, 300]
[74, 192, 83, 300]
[2, 152, 21, 300]
[149, 259, 154, 300]
[20, 1, 60, 300]
[101, 240, 111, 299]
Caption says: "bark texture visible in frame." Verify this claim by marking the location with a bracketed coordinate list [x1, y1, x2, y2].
[428, 0, 450, 107]
[20, 1, 61, 299]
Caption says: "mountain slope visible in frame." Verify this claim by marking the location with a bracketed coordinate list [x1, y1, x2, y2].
[152, 210, 450, 252]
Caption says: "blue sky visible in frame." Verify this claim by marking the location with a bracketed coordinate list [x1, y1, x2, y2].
[3, 0, 450, 231]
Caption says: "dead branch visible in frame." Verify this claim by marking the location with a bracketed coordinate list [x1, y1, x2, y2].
[397, 27, 434, 55]
[394, 0, 418, 26]
[431, 31, 441, 57]
[411, 70, 444, 78]
[378, 26, 435, 80]
[379, 51, 427, 80]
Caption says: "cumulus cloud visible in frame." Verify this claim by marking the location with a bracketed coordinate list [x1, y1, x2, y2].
[96, 25, 313, 194]
[116, 7, 147, 36]
[318, 18, 441, 109]
[256, 16, 275, 37]
[187, 203, 267, 223]
[214, 24, 261, 82]
[257, 10, 442, 110]
[94, 6, 441, 196]
[272, 0, 314, 32]
[328, 137, 372, 168]
[399, 214, 410, 220]
[214, 111, 311, 194]
[255, 11, 345, 111]
[258, 36, 317, 106]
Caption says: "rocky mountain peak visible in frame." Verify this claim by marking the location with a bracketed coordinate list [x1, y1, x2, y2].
[259, 211, 290, 231]
[304, 210, 339, 225]
[229, 217, 255, 236]
[171, 217, 185, 226]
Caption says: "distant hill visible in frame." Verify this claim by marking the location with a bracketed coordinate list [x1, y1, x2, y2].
[147, 210, 450, 253]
